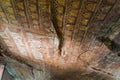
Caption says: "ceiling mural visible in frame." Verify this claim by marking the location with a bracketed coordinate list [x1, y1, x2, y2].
[0, 0, 120, 80]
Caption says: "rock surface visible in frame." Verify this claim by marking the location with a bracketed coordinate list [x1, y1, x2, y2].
[0, 0, 120, 80]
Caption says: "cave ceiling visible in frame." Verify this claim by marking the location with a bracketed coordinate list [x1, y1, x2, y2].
[0, 0, 120, 80]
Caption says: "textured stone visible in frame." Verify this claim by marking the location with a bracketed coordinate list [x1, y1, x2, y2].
[0, 0, 120, 80]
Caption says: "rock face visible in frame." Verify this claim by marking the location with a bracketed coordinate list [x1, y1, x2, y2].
[1, 56, 114, 80]
[0, 0, 120, 80]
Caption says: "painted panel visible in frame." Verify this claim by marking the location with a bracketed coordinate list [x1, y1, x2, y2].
[26, 32, 55, 60]
[9, 30, 28, 56]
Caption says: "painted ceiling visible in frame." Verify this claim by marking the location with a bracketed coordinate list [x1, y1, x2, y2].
[0, 0, 120, 80]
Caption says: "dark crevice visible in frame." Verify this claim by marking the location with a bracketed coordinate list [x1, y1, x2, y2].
[30, 67, 35, 79]
[52, 22, 64, 55]
[97, 36, 120, 53]
[117, 52, 120, 57]
[50, 0, 64, 55]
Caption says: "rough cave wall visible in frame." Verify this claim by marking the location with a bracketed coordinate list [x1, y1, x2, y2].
[1, 55, 114, 80]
